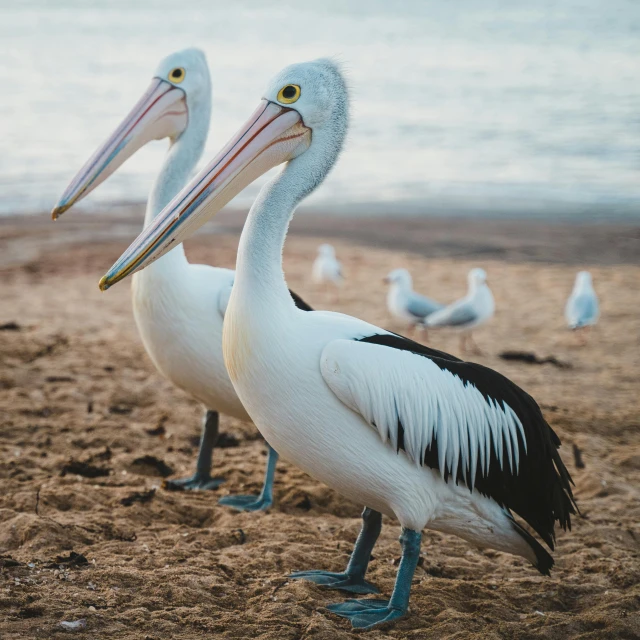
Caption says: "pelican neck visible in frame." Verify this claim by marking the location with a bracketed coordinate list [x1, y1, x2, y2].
[233, 169, 300, 310]
[141, 99, 210, 273]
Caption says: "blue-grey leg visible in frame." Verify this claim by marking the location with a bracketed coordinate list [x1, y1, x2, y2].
[326, 527, 422, 629]
[289, 507, 382, 594]
[218, 444, 279, 511]
[164, 410, 225, 491]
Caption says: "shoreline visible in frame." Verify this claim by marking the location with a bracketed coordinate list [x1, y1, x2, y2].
[1, 205, 639, 271]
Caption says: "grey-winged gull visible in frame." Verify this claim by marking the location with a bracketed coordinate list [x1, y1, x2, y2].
[425, 268, 495, 354]
[384, 268, 442, 334]
[565, 271, 599, 344]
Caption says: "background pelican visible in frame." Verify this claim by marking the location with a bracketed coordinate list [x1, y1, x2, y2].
[565, 271, 599, 344]
[425, 267, 495, 354]
[98, 59, 577, 630]
[384, 268, 442, 335]
[51, 48, 311, 511]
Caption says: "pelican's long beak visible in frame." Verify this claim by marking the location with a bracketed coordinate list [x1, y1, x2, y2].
[99, 100, 311, 291]
[51, 78, 187, 219]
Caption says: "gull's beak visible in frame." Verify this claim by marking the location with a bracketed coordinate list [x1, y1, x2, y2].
[99, 100, 311, 291]
[51, 78, 187, 220]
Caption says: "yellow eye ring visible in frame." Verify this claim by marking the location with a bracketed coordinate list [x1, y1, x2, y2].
[168, 67, 186, 84]
[277, 84, 301, 104]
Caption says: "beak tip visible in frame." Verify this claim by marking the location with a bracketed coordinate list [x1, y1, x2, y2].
[51, 203, 69, 220]
[98, 275, 110, 292]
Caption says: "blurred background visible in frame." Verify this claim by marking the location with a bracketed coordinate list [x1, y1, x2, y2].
[1, 0, 639, 220]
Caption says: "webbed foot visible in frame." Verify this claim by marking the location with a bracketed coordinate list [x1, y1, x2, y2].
[164, 472, 224, 491]
[218, 493, 273, 512]
[218, 444, 278, 512]
[326, 598, 405, 629]
[165, 410, 223, 491]
[289, 570, 379, 594]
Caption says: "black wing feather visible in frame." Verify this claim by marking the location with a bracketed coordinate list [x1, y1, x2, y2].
[358, 333, 577, 551]
[289, 289, 313, 312]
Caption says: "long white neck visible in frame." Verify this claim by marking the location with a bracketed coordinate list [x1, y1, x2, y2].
[233, 165, 304, 310]
[232, 75, 348, 313]
[141, 91, 211, 274]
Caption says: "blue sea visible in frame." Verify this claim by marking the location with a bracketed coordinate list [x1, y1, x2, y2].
[1, 0, 639, 219]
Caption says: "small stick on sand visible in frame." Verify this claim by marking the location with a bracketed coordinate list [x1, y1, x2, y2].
[572, 444, 585, 469]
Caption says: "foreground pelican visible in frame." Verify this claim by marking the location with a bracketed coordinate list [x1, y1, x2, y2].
[565, 271, 599, 344]
[425, 268, 495, 354]
[99, 60, 577, 629]
[384, 268, 442, 334]
[51, 49, 311, 510]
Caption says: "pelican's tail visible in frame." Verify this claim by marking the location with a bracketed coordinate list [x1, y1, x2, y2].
[510, 518, 554, 576]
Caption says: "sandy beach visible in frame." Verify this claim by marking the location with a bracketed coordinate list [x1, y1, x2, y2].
[0, 211, 638, 639]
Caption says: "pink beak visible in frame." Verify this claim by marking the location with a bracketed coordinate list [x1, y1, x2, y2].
[52, 78, 188, 219]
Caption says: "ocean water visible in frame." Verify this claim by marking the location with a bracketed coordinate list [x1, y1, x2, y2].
[1, 0, 639, 219]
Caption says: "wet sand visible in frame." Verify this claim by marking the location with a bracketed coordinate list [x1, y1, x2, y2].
[0, 211, 638, 639]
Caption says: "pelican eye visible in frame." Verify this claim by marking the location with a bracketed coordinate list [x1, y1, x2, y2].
[169, 67, 186, 83]
[277, 84, 301, 104]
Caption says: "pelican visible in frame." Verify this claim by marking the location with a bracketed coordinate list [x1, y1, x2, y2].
[384, 268, 442, 335]
[98, 60, 577, 629]
[565, 271, 599, 344]
[51, 49, 312, 511]
[425, 268, 495, 354]
[312, 243, 343, 294]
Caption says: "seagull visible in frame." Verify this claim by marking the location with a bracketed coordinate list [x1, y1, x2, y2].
[425, 268, 495, 354]
[50, 49, 313, 511]
[98, 59, 577, 630]
[565, 271, 599, 344]
[312, 244, 343, 293]
[384, 268, 442, 335]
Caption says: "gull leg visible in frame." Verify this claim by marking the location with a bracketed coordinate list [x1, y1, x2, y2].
[327, 527, 421, 629]
[460, 334, 468, 353]
[218, 444, 279, 511]
[290, 507, 382, 594]
[164, 410, 225, 491]
[468, 333, 483, 356]
[577, 326, 590, 346]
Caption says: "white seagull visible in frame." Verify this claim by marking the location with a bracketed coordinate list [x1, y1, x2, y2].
[312, 243, 344, 291]
[384, 268, 442, 334]
[565, 271, 599, 344]
[425, 268, 495, 354]
[51, 49, 312, 511]
[99, 60, 577, 630]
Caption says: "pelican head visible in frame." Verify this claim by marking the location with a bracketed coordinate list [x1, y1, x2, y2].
[51, 48, 211, 219]
[383, 268, 412, 287]
[99, 58, 348, 290]
[469, 268, 488, 287]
